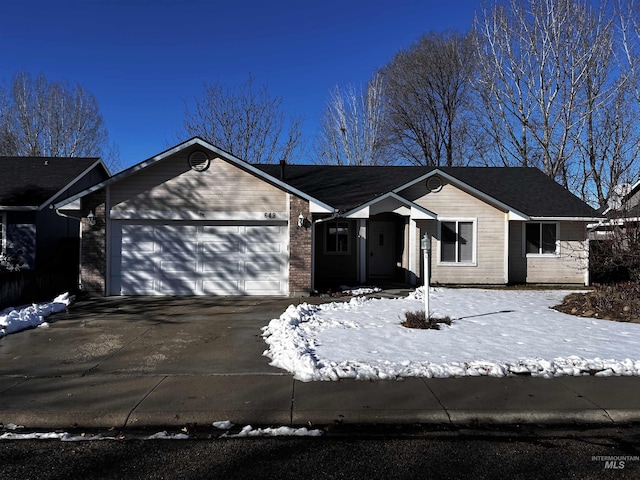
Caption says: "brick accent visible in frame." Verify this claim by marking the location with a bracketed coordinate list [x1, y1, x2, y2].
[289, 195, 312, 296]
[80, 189, 106, 296]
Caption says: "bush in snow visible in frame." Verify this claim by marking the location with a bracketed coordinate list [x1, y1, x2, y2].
[402, 310, 451, 330]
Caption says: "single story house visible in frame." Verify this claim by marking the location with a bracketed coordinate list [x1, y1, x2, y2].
[54, 137, 601, 297]
[1, 156, 109, 273]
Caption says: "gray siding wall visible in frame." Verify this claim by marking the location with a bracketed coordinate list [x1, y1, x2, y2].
[110, 147, 286, 215]
[401, 179, 507, 284]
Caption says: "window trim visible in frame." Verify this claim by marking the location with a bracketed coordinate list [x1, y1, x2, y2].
[437, 218, 477, 266]
[323, 220, 351, 255]
[523, 222, 560, 257]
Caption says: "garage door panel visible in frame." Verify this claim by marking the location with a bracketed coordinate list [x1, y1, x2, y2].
[120, 277, 155, 295]
[120, 257, 157, 272]
[158, 279, 198, 295]
[246, 242, 282, 253]
[245, 262, 283, 275]
[244, 280, 283, 294]
[156, 238, 198, 254]
[121, 241, 155, 252]
[203, 280, 240, 295]
[201, 242, 241, 253]
[111, 221, 288, 296]
[159, 261, 197, 273]
[202, 261, 241, 273]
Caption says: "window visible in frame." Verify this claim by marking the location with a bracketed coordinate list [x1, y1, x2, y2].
[325, 221, 350, 254]
[440, 220, 475, 263]
[525, 222, 558, 255]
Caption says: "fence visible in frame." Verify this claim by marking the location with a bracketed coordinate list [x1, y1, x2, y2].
[0, 271, 78, 310]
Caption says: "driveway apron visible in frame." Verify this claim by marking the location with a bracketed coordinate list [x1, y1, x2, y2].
[0, 296, 304, 378]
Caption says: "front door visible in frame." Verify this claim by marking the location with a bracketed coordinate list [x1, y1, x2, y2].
[368, 221, 396, 277]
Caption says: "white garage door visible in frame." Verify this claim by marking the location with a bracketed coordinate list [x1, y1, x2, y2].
[109, 222, 288, 295]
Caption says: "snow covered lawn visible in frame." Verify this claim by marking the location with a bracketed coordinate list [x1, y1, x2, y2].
[0, 293, 73, 338]
[262, 288, 640, 381]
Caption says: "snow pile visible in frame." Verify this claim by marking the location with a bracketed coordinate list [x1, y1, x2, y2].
[0, 293, 73, 338]
[223, 425, 323, 437]
[262, 288, 640, 381]
[340, 285, 382, 296]
[0, 432, 116, 441]
[212, 420, 234, 430]
[145, 431, 190, 440]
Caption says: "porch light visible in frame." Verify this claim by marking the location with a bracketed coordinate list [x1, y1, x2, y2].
[87, 210, 96, 226]
[297, 213, 309, 229]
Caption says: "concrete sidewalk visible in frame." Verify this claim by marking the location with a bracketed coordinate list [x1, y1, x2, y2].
[2, 373, 640, 429]
[1, 295, 640, 430]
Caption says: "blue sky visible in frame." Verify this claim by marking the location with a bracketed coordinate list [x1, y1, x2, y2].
[2, 0, 481, 169]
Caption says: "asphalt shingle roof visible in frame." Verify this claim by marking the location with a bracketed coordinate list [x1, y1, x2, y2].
[255, 164, 600, 218]
[0, 157, 99, 207]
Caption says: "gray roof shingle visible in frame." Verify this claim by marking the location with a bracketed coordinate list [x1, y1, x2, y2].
[255, 164, 600, 218]
[0, 157, 100, 207]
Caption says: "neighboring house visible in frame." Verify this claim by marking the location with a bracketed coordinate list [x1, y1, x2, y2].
[589, 180, 640, 282]
[1, 157, 109, 276]
[54, 138, 601, 297]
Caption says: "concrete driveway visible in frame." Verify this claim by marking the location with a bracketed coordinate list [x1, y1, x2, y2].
[0, 296, 306, 378]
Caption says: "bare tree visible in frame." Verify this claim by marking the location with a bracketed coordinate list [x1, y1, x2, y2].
[475, 0, 640, 209]
[0, 72, 116, 168]
[315, 74, 390, 165]
[378, 31, 478, 166]
[183, 75, 303, 164]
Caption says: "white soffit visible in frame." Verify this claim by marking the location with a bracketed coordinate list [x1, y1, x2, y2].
[342, 192, 436, 220]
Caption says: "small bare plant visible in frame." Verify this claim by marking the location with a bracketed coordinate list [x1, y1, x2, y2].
[402, 311, 452, 330]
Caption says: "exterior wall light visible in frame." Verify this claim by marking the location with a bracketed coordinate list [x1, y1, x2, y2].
[297, 213, 309, 229]
[87, 210, 96, 226]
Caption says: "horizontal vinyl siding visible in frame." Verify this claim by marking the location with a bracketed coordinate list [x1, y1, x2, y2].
[403, 181, 506, 284]
[525, 221, 587, 283]
[110, 148, 286, 214]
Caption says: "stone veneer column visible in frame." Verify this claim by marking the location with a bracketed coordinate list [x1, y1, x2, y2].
[289, 195, 312, 296]
[80, 189, 107, 296]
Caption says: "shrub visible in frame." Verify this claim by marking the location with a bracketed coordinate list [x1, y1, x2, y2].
[402, 310, 452, 330]
[554, 282, 640, 321]
[0, 254, 26, 273]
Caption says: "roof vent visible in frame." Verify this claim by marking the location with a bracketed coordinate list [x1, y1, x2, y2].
[188, 151, 210, 172]
[426, 175, 443, 193]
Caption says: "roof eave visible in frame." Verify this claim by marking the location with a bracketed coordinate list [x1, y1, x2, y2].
[529, 216, 604, 222]
[393, 169, 531, 220]
[341, 192, 437, 219]
[53, 137, 336, 213]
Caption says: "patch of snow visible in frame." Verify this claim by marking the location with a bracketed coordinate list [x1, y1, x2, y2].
[0, 432, 116, 441]
[4, 423, 24, 431]
[212, 420, 234, 430]
[145, 431, 190, 440]
[223, 425, 323, 437]
[262, 288, 640, 381]
[0, 293, 74, 338]
[340, 285, 382, 296]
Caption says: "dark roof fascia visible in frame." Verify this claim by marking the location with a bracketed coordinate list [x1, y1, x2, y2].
[391, 168, 531, 220]
[53, 138, 336, 213]
[529, 216, 603, 222]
